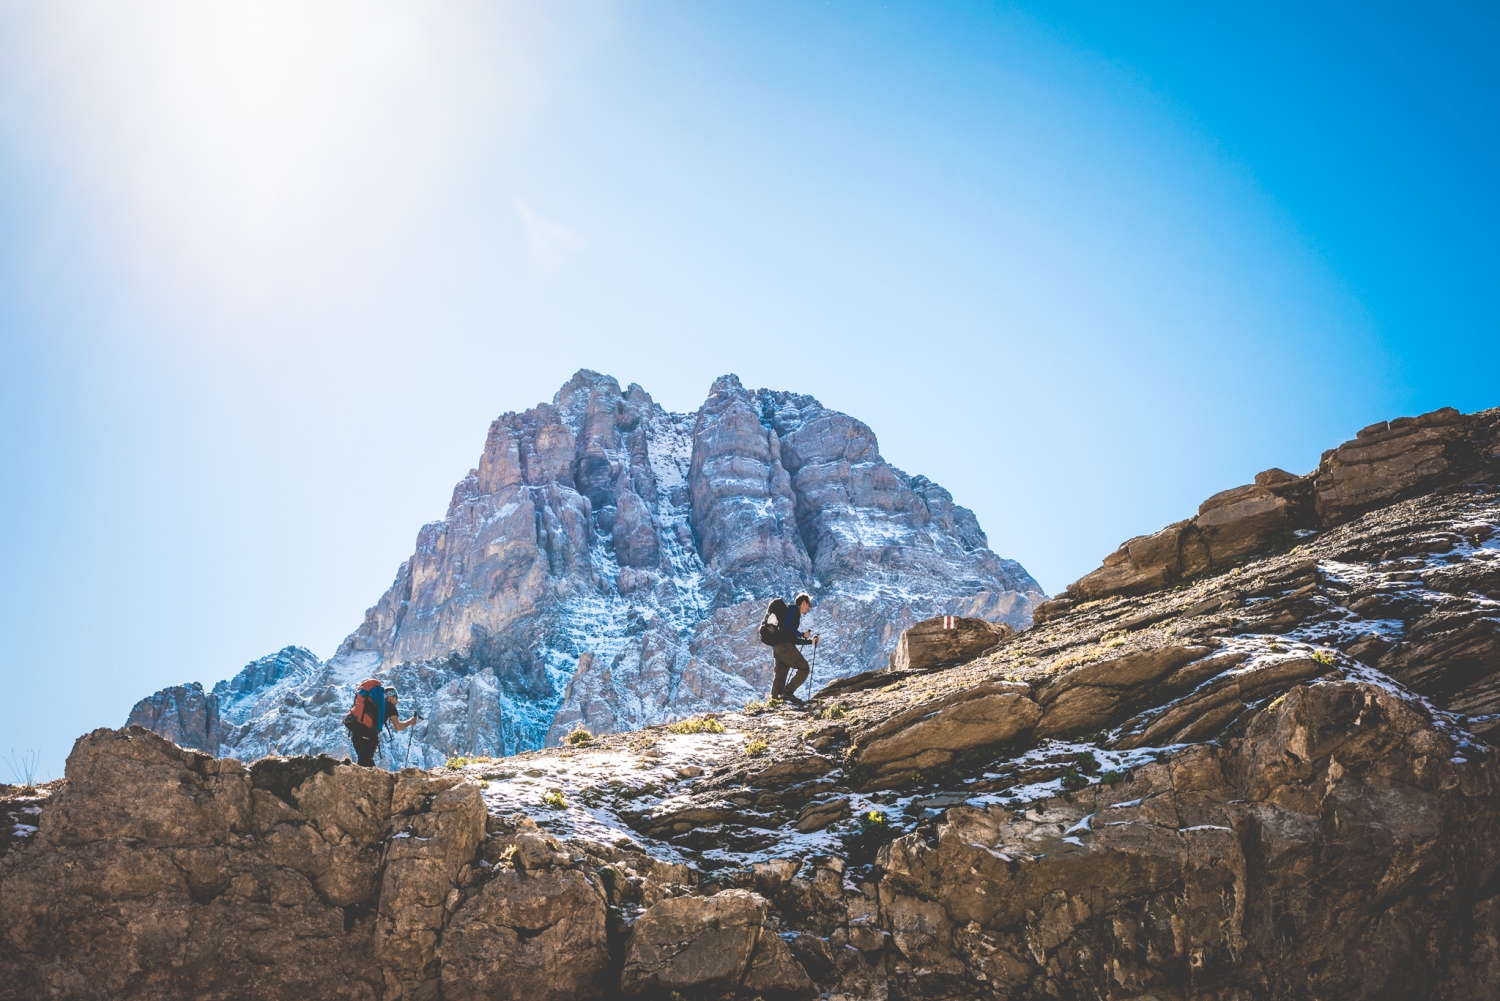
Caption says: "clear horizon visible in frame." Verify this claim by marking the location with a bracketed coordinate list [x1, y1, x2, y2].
[2, 1, 1495, 778]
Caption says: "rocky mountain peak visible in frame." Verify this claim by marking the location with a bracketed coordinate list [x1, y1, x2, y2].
[127, 371, 1042, 765]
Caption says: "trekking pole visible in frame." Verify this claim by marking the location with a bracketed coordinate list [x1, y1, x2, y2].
[810, 636, 819, 681]
[401, 705, 421, 769]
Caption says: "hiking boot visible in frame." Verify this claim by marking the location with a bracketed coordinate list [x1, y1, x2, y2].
[785, 694, 806, 708]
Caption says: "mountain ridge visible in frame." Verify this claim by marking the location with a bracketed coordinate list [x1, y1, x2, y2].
[128, 369, 1043, 764]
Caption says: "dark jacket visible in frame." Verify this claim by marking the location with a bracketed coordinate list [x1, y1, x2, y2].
[780, 604, 811, 646]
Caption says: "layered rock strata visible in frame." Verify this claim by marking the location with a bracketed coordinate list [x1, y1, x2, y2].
[1057, 405, 1500, 606]
[128, 371, 1042, 765]
[9, 405, 1500, 1000]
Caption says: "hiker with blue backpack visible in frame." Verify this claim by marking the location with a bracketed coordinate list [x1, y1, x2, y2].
[342, 679, 417, 767]
[758, 592, 819, 706]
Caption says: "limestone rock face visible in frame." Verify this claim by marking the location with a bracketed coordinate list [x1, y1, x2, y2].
[128, 370, 1042, 766]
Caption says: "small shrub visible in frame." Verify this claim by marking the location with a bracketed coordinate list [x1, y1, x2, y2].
[1099, 769, 1126, 786]
[1073, 751, 1101, 775]
[1313, 648, 1336, 666]
[564, 727, 594, 747]
[820, 702, 850, 720]
[1048, 649, 1095, 673]
[745, 739, 769, 757]
[1059, 766, 1089, 791]
[4, 749, 39, 789]
[860, 809, 889, 831]
[445, 756, 471, 770]
[668, 716, 726, 735]
[541, 789, 567, 810]
[744, 698, 785, 716]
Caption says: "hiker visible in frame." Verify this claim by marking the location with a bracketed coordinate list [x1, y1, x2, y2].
[759, 591, 819, 706]
[342, 679, 417, 767]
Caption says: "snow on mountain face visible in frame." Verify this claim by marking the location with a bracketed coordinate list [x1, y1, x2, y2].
[128, 370, 1044, 766]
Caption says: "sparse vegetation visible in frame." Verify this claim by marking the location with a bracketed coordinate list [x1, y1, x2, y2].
[564, 727, 594, 747]
[1060, 766, 1090, 791]
[744, 698, 785, 716]
[860, 809, 889, 830]
[445, 756, 471, 770]
[819, 702, 849, 720]
[1048, 649, 1096, 673]
[1099, 769, 1126, 786]
[541, 789, 567, 809]
[1313, 648, 1337, 666]
[668, 716, 726, 735]
[4, 749, 39, 790]
[745, 739, 769, 757]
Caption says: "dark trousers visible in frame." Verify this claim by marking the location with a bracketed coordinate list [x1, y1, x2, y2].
[771, 643, 809, 700]
[351, 731, 379, 767]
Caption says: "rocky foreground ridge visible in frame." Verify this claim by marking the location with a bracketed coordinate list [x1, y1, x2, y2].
[128, 370, 1040, 766]
[6, 405, 1500, 1000]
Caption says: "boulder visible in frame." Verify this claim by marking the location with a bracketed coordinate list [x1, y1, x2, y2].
[1194, 484, 1292, 563]
[742, 927, 818, 997]
[622, 889, 775, 995]
[847, 683, 1041, 787]
[887, 615, 1013, 672]
[440, 868, 610, 1001]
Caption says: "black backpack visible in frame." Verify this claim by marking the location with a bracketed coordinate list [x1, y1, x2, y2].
[758, 598, 788, 646]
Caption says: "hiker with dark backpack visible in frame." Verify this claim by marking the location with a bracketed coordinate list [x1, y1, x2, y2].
[758, 591, 819, 706]
[342, 679, 417, 767]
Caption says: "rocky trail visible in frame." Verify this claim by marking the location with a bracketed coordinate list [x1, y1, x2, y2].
[4, 405, 1500, 1000]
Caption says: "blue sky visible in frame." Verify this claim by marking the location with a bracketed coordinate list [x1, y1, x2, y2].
[1, 2, 1495, 778]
